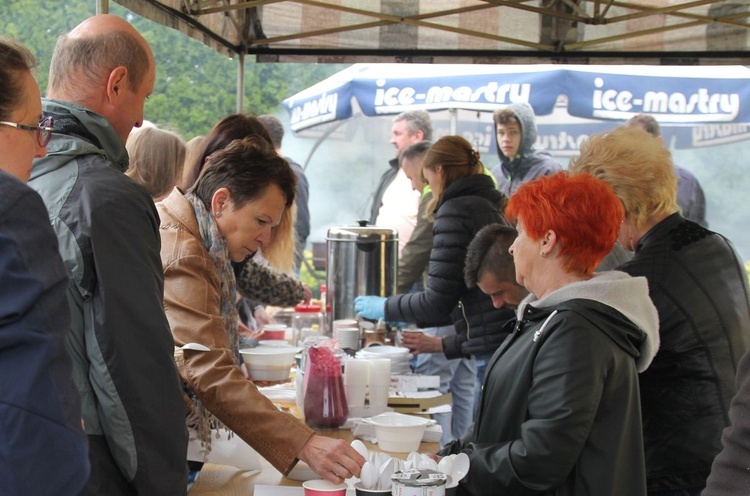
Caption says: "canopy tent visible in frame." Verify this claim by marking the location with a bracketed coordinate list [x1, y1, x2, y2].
[112, 0, 750, 64]
[280, 63, 750, 158]
[108, 1, 750, 112]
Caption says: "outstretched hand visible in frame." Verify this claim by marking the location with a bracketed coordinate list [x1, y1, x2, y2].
[353, 295, 387, 321]
[298, 434, 365, 485]
[401, 331, 443, 355]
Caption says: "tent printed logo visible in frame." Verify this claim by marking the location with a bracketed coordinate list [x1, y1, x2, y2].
[590, 76, 740, 123]
[691, 124, 750, 147]
[372, 78, 531, 113]
[290, 92, 339, 129]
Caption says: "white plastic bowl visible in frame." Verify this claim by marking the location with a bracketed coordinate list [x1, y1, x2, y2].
[240, 347, 298, 381]
[363, 412, 434, 453]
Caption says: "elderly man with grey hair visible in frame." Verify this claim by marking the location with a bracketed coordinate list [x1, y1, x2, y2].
[370, 110, 431, 255]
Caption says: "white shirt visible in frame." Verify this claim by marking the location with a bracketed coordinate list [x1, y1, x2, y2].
[376, 168, 421, 256]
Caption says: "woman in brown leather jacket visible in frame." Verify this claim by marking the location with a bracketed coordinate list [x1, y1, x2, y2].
[158, 135, 363, 484]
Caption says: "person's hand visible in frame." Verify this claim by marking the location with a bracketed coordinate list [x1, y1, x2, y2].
[298, 434, 365, 485]
[238, 321, 264, 341]
[401, 331, 443, 355]
[253, 306, 275, 328]
[354, 296, 386, 321]
[301, 282, 313, 304]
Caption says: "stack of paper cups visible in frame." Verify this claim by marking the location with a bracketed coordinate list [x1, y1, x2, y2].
[367, 358, 391, 414]
[336, 327, 361, 350]
[343, 359, 369, 408]
[333, 319, 361, 351]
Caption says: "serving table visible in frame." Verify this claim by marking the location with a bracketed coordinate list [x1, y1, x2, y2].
[189, 428, 440, 495]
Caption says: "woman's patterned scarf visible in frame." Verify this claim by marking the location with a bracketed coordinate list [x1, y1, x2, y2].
[183, 193, 240, 451]
[186, 193, 240, 361]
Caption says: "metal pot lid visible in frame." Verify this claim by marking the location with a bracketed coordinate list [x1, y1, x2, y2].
[326, 220, 398, 242]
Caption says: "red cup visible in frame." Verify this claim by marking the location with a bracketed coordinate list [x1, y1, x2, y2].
[262, 325, 287, 340]
[302, 479, 347, 496]
[262, 330, 286, 340]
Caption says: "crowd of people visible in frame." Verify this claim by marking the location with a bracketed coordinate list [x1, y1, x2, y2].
[2, 12, 750, 496]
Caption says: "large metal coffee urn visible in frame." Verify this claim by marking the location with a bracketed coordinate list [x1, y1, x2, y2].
[326, 221, 398, 334]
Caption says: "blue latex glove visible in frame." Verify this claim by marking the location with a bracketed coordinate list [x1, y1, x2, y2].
[354, 295, 387, 321]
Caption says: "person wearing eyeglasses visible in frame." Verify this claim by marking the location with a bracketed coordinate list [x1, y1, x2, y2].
[27, 15, 189, 495]
[0, 37, 89, 495]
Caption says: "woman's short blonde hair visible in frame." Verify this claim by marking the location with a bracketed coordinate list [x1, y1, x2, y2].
[568, 126, 678, 229]
[126, 126, 186, 201]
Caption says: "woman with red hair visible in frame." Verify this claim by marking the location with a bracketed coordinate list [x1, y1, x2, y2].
[438, 172, 660, 496]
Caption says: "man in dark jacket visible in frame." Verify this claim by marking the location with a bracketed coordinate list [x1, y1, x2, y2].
[490, 102, 562, 197]
[28, 15, 188, 495]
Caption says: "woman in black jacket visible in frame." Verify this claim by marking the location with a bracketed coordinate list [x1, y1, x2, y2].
[355, 135, 513, 367]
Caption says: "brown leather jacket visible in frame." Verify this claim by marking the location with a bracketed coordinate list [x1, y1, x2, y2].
[157, 188, 314, 474]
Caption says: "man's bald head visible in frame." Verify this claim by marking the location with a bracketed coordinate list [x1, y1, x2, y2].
[48, 15, 153, 102]
[47, 14, 156, 142]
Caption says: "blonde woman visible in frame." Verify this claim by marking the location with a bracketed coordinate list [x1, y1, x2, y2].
[569, 125, 750, 495]
[126, 125, 186, 201]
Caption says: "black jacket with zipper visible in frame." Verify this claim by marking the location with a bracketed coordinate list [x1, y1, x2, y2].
[385, 173, 514, 359]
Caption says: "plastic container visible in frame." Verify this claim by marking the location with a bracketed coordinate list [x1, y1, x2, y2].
[239, 347, 298, 381]
[293, 304, 325, 346]
[362, 412, 434, 453]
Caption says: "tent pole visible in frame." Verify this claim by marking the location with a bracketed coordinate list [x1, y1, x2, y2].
[96, 0, 109, 14]
[449, 108, 457, 134]
[236, 52, 245, 113]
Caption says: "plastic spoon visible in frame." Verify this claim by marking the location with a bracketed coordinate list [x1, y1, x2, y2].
[452, 452, 470, 482]
[438, 455, 453, 480]
[351, 439, 369, 461]
[419, 453, 438, 471]
[360, 461, 376, 489]
[406, 451, 420, 471]
[377, 457, 396, 490]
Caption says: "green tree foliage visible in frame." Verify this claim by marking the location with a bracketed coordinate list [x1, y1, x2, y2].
[0, 0, 346, 139]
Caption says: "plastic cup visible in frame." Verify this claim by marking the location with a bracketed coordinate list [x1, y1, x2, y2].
[262, 324, 288, 340]
[354, 481, 391, 495]
[302, 479, 347, 496]
[368, 383, 390, 411]
[336, 327, 361, 350]
[345, 384, 368, 408]
[367, 359, 391, 386]
[344, 359, 370, 386]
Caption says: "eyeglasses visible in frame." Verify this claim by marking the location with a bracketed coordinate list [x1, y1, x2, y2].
[0, 115, 54, 147]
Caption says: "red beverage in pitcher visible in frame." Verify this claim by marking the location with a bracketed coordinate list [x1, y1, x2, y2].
[303, 346, 348, 428]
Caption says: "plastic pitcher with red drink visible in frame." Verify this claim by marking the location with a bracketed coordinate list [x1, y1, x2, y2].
[303, 344, 348, 428]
